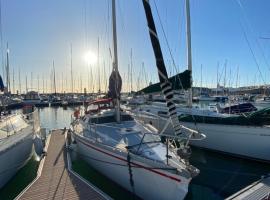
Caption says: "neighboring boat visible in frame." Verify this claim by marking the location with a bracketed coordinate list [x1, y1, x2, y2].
[129, 0, 270, 163]
[61, 100, 68, 108]
[67, 95, 83, 106]
[70, 1, 203, 199]
[0, 108, 41, 188]
[49, 95, 62, 107]
[23, 91, 49, 107]
[133, 102, 270, 162]
[216, 102, 257, 114]
[253, 96, 270, 109]
[193, 93, 216, 102]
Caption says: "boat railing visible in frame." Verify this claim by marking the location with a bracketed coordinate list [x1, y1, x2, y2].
[24, 109, 40, 132]
[130, 110, 205, 141]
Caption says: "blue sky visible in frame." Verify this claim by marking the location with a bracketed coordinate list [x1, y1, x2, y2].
[1, 0, 270, 93]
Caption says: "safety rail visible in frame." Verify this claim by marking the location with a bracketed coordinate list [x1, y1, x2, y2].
[130, 110, 205, 141]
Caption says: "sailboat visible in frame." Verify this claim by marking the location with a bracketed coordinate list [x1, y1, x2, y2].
[0, 75, 42, 188]
[133, 0, 270, 162]
[70, 1, 203, 199]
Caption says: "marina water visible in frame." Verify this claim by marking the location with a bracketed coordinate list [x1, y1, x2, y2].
[0, 106, 269, 200]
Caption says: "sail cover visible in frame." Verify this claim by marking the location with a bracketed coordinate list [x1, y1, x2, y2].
[142, 0, 183, 136]
[108, 70, 122, 99]
[0, 75, 4, 91]
[136, 69, 191, 94]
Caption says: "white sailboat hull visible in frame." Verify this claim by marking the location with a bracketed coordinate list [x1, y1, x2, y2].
[73, 133, 190, 200]
[0, 127, 34, 188]
[136, 114, 270, 162]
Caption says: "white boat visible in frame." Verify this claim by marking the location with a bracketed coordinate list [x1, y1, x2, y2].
[253, 96, 270, 109]
[133, 102, 270, 162]
[193, 94, 216, 101]
[0, 109, 41, 188]
[71, 100, 199, 200]
[70, 1, 204, 199]
[23, 91, 49, 107]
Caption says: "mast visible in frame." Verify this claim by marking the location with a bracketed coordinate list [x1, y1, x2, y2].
[6, 43, 10, 93]
[19, 68, 21, 94]
[88, 67, 90, 93]
[70, 44, 74, 94]
[80, 74, 82, 93]
[112, 0, 120, 122]
[200, 64, 202, 94]
[31, 72, 33, 91]
[130, 48, 133, 93]
[186, 0, 193, 107]
[97, 37, 100, 94]
[216, 62, 219, 95]
[53, 60, 56, 95]
[42, 74, 44, 94]
[25, 75, 28, 93]
[37, 74, 39, 93]
[12, 68, 14, 94]
[62, 72, 64, 93]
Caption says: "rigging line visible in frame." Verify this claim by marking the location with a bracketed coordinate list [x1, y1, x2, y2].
[0, 0, 4, 79]
[177, 0, 185, 72]
[241, 23, 266, 85]
[83, 0, 88, 50]
[153, 0, 184, 91]
[236, 0, 270, 73]
[153, 1, 201, 132]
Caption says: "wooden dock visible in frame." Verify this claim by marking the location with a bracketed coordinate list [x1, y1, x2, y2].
[16, 129, 110, 200]
[226, 176, 270, 200]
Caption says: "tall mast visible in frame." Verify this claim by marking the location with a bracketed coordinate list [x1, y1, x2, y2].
[70, 44, 73, 94]
[42, 74, 44, 94]
[200, 64, 202, 94]
[6, 43, 10, 93]
[216, 62, 219, 95]
[97, 37, 100, 94]
[186, 0, 193, 107]
[53, 60, 56, 95]
[31, 72, 33, 91]
[80, 74, 82, 93]
[37, 74, 39, 93]
[62, 72, 64, 93]
[112, 0, 120, 122]
[19, 68, 21, 94]
[88, 67, 90, 93]
[12, 68, 14, 94]
[25, 75, 28, 93]
[130, 48, 133, 92]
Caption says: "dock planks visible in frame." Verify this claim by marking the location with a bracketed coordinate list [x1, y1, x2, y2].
[226, 176, 270, 200]
[16, 129, 109, 200]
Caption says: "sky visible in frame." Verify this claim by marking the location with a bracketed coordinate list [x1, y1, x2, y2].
[1, 0, 270, 94]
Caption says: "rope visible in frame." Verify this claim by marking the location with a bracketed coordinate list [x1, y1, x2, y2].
[127, 152, 135, 196]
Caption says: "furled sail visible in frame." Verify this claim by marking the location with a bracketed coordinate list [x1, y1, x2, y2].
[136, 69, 191, 95]
[142, 0, 183, 136]
[0, 75, 4, 92]
[108, 69, 122, 99]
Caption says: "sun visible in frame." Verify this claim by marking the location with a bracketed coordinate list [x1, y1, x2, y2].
[84, 50, 97, 65]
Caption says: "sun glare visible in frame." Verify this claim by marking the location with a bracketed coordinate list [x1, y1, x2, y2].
[84, 50, 97, 65]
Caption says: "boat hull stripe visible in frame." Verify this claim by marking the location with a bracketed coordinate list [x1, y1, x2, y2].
[75, 135, 181, 182]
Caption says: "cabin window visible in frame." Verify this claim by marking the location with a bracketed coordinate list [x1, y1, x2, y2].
[157, 111, 168, 116]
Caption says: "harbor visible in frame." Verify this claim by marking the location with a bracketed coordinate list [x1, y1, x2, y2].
[0, 0, 270, 199]
[0, 107, 269, 199]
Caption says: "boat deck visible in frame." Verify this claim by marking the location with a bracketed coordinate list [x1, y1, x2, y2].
[16, 129, 110, 200]
[226, 176, 270, 200]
